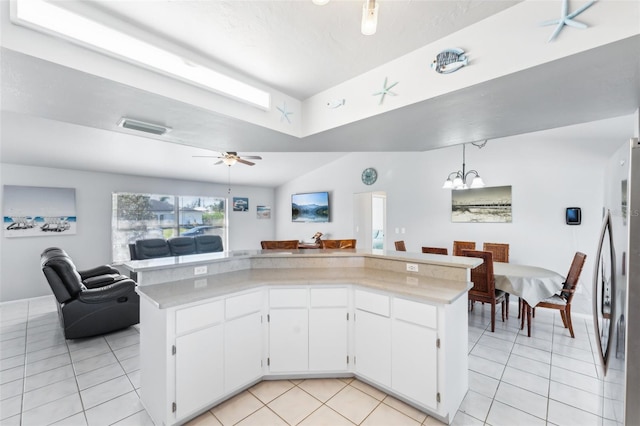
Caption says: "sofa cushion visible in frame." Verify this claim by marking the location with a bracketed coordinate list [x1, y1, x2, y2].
[195, 235, 223, 253]
[168, 236, 197, 256]
[135, 238, 171, 259]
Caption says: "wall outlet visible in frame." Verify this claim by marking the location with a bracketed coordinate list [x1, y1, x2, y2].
[194, 265, 208, 275]
[194, 279, 207, 288]
[406, 263, 419, 272]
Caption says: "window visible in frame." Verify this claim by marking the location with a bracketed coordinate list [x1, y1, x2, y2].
[112, 193, 226, 262]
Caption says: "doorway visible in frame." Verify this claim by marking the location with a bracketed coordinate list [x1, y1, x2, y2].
[353, 191, 386, 250]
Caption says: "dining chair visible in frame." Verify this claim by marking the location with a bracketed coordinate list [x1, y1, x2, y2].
[482, 242, 512, 317]
[421, 247, 448, 255]
[260, 240, 300, 249]
[321, 239, 356, 249]
[462, 250, 506, 332]
[482, 242, 509, 263]
[394, 241, 407, 251]
[521, 251, 587, 338]
[453, 241, 475, 256]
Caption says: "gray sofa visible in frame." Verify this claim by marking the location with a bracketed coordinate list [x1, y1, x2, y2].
[129, 235, 223, 260]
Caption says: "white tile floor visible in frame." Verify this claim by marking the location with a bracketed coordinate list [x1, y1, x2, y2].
[0, 296, 606, 425]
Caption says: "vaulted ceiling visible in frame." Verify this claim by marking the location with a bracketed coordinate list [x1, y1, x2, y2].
[1, 1, 639, 186]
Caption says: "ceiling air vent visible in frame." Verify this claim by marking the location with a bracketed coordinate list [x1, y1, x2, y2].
[117, 118, 171, 135]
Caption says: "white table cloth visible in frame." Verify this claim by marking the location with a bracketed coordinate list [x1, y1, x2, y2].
[493, 262, 565, 307]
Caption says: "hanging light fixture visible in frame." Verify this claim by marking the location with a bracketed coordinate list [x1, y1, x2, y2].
[442, 143, 486, 190]
[361, 0, 379, 35]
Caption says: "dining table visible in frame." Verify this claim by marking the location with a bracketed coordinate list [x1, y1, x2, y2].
[493, 262, 566, 308]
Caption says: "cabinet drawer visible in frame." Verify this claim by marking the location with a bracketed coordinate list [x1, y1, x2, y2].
[393, 298, 437, 328]
[355, 290, 389, 317]
[269, 288, 307, 308]
[176, 300, 224, 335]
[310, 288, 348, 307]
[226, 291, 263, 320]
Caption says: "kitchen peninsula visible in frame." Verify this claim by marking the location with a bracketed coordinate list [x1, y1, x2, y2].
[123, 249, 480, 425]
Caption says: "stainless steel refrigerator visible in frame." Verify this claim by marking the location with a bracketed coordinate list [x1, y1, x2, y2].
[594, 137, 640, 425]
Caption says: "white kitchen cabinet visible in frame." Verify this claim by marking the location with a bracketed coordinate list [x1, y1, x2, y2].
[354, 309, 391, 387]
[224, 312, 263, 392]
[392, 318, 438, 408]
[175, 323, 224, 419]
[268, 308, 309, 372]
[224, 290, 264, 393]
[309, 308, 348, 371]
[309, 287, 349, 372]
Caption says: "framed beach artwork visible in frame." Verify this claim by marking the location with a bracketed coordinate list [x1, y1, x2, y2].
[451, 185, 512, 223]
[257, 206, 271, 219]
[3, 185, 77, 237]
[232, 197, 249, 212]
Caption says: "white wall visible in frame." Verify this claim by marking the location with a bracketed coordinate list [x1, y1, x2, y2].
[0, 164, 275, 302]
[275, 133, 627, 315]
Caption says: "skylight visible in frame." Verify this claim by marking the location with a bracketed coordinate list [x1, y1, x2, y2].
[11, 0, 271, 110]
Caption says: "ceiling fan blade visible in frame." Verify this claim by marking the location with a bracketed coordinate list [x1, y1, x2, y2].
[192, 155, 223, 158]
[213, 160, 224, 165]
[236, 158, 256, 166]
[240, 156, 262, 160]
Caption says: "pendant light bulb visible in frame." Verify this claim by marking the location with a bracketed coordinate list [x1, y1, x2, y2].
[361, 0, 378, 35]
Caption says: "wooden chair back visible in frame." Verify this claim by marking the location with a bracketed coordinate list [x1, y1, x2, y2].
[394, 241, 407, 251]
[421, 247, 448, 255]
[561, 251, 587, 303]
[453, 241, 476, 256]
[321, 239, 356, 249]
[462, 250, 495, 302]
[482, 242, 509, 263]
[260, 240, 299, 249]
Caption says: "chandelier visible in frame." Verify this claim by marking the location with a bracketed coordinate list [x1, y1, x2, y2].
[442, 143, 486, 190]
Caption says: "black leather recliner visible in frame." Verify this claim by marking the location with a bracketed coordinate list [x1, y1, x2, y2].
[40, 248, 140, 339]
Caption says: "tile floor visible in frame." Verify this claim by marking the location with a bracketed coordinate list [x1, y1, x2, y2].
[1, 296, 608, 425]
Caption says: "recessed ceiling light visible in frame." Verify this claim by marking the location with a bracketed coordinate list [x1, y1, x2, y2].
[11, 0, 271, 110]
[117, 118, 171, 136]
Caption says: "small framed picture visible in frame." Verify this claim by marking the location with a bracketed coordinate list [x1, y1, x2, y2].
[232, 197, 249, 212]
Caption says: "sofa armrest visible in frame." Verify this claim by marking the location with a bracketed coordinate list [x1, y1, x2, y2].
[82, 273, 128, 289]
[78, 265, 119, 280]
[77, 280, 137, 304]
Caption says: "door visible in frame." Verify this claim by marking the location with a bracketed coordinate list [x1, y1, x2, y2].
[175, 324, 224, 419]
[354, 191, 386, 250]
[225, 312, 263, 392]
[269, 308, 309, 372]
[309, 307, 348, 371]
[392, 319, 438, 408]
[354, 309, 391, 386]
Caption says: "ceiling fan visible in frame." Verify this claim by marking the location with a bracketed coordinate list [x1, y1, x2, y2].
[193, 152, 262, 166]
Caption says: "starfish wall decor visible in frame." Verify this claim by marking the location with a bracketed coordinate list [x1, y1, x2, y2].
[276, 102, 293, 123]
[373, 77, 398, 105]
[540, 0, 595, 42]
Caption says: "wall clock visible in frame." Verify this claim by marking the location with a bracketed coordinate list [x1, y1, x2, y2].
[361, 168, 378, 185]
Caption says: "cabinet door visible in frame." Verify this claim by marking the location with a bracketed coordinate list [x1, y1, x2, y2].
[269, 309, 308, 372]
[225, 312, 263, 392]
[392, 319, 438, 408]
[309, 307, 348, 371]
[175, 324, 223, 419]
[354, 309, 391, 387]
